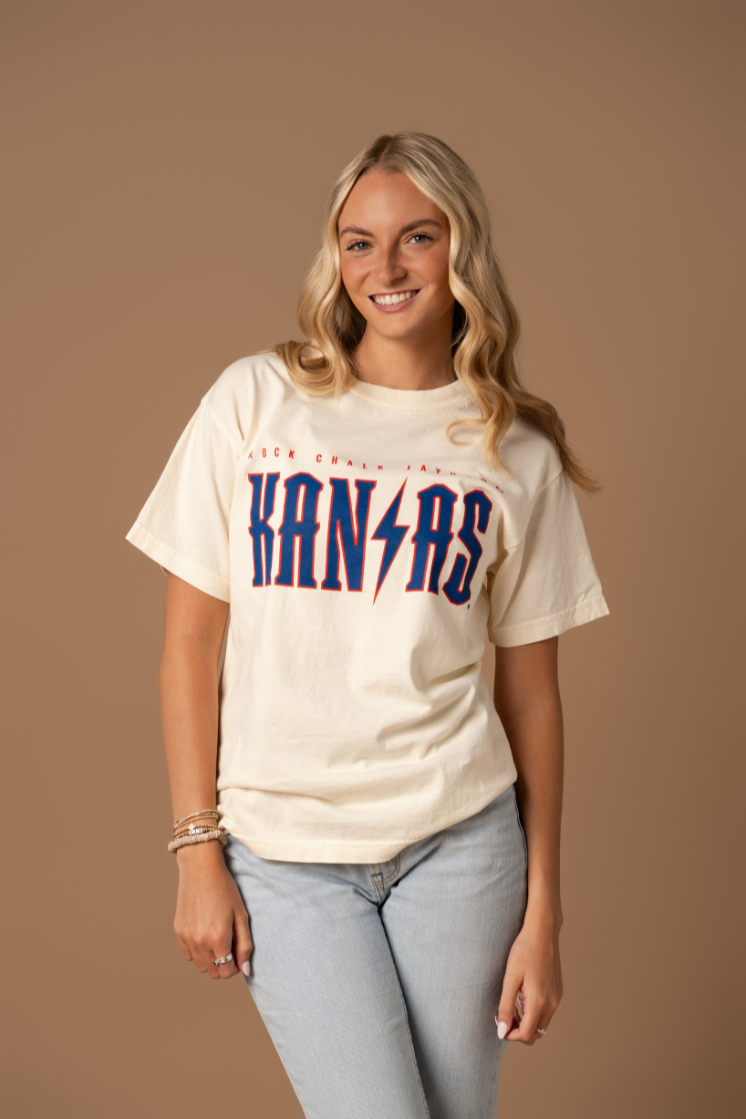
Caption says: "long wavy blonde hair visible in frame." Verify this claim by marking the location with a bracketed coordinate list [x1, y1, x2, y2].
[273, 132, 599, 492]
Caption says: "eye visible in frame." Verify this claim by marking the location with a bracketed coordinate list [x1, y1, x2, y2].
[346, 240, 370, 251]
[409, 233, 433, 244]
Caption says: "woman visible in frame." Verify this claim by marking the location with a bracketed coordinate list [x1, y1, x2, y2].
[127, 132, 609, 1118]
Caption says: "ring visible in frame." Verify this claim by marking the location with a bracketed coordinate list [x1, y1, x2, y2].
[536, 1027, 546, 1035]
[213, 953, 234, 966]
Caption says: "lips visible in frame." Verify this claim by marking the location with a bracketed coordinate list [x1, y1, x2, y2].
[369, 290, 421, 311]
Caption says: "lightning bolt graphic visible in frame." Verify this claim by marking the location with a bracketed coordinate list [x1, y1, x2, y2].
[371, 481, 410, 603]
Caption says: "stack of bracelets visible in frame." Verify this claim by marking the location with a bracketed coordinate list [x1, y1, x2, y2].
[167, 809, 228, 853]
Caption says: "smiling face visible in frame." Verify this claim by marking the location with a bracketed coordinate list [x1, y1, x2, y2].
[337, 169, 455, 348]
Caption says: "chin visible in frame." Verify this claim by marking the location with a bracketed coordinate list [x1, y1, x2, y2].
[371, 320, 427, 341]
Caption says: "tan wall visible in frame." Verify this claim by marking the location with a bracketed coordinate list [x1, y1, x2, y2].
[3, 2, 743, 1116]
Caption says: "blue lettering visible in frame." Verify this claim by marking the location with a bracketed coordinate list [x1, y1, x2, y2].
[248, 472, 279, 586]
[406, 485, 457, 593]
[275, 473, 323, 588]
[322, 479, 376, 592]
[442, 490, 493, 604]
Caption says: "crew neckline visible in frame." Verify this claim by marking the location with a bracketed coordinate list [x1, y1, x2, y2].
[347, 374, 470, 412]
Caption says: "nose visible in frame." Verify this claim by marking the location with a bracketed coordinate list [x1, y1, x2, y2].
[374, 242, 407, 288]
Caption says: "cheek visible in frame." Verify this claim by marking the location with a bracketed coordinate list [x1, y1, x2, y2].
[420, 247, 451, 295]
[430, 263, 453, 308]
[340, 259, 373, 320]
[340, 255, 366, 296]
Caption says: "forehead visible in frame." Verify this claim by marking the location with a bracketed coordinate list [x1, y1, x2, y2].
[338, 170, 445, 230]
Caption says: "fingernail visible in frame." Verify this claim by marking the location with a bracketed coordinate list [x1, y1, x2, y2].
[242, 961, 251, 977]
[496, 1020, 508, 1039]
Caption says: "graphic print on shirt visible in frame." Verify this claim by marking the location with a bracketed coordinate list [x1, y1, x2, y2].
[246, 466, 493, 607]
[371, 481, 407, 602]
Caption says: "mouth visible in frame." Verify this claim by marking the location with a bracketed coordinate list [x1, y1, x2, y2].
[368, 289, 421, 312]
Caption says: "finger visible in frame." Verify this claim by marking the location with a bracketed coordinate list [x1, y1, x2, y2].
[215, 951, 238, 979]
[210, 938, 237, 980]
[189, 942, 210, 974]
[503, 990, 528, 1042]
[505, 1006, 527, 1041]
[535, 1003, 557, 1037]
[516, 989, 545, 1045]
[523, 987, 560, 1041]
[233, 907, 254, 979]
[175, 931, 193, 962]
[194, 936, 222, 978]
[496, 971, 523, 1039]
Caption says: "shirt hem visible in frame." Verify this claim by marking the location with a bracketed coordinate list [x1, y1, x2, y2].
[222, 775, 518, 863]
[488, 593, 610, 647]
[125, 521, 231, 603]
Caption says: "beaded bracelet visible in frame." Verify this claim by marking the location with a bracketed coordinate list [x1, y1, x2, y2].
[168, 828, 228, 853]
[173, 819, 220, 837]
[173, 809, 219, 828]
[173, 826, 219, 839]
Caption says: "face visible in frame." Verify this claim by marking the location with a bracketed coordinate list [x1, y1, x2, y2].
[337, 169, 454, 345]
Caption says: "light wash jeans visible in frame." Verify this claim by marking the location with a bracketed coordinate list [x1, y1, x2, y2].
[224, 783, 528, 1119]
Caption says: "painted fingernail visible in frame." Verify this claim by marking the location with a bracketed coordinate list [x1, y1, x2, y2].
[242, 961, 251, 977]
[497, 1020, 508, 1039]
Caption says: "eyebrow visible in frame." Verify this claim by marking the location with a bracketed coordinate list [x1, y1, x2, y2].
[338, 218, 443, 238]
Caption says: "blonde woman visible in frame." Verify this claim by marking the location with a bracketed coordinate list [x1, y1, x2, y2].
[127, 133, 609, 1118]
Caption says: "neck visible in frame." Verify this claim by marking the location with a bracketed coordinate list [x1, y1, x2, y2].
[353, 315, 455, 391]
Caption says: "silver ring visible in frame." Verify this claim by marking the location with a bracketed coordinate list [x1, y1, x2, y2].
[536, 1027, 546, 1035]
[213, 952, 233, 966]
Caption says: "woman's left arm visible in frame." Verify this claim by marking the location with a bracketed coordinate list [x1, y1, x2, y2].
[493, 635, 564, 1045]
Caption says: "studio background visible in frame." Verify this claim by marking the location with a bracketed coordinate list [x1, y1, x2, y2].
[3, 2, 743, 1116]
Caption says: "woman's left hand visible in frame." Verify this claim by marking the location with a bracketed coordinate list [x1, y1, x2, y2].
[495, 908, 563, 1044]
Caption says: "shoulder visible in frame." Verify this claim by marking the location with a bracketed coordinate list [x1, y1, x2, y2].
[199, 351, 296, 452]
[204, 350, 294, 412]
[498, 416, 564, 501]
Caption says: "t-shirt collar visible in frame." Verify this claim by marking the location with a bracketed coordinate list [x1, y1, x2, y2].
[347, 374, 470, 412]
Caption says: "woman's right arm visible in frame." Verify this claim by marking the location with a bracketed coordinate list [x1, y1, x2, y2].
[160, 573, 253, 980]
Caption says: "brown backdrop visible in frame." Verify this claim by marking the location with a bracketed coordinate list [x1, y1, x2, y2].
[3, 1, 744, 1116]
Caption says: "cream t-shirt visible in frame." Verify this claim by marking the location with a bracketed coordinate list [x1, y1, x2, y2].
[126, 353, 609, 862]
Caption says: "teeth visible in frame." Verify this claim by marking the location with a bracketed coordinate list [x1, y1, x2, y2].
[372, 291, 417, 306]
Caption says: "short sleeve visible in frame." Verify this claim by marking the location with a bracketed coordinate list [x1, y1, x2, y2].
[125, 400, 239, 602]
[487, 469, 609, 647]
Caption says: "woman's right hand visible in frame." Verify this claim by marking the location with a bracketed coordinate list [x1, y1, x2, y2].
[173, 840, 253, 980]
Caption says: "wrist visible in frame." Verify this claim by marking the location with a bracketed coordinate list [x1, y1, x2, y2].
[524, 893, 564, 933]
[176, 837, 226, 870]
